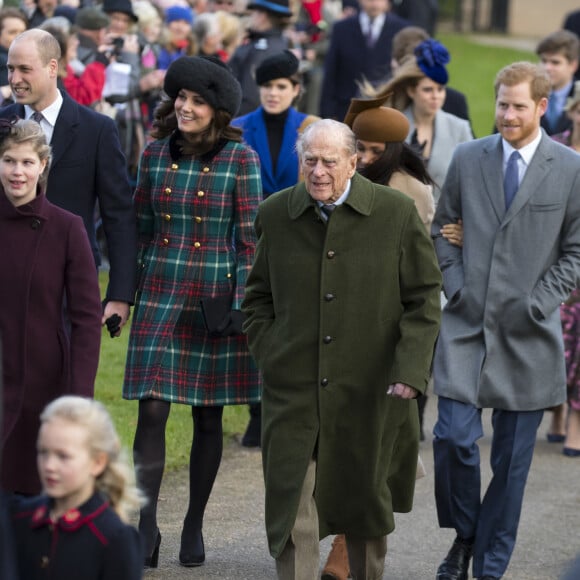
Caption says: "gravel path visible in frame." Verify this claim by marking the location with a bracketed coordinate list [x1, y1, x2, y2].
[142, 399, 580, 579]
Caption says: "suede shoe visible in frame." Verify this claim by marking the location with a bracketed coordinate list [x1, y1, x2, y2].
[321, 534, 350, 580]
[436, 536, 473, 580]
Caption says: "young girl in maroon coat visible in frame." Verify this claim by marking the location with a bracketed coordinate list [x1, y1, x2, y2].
[11, 396, 143, 580]
[0, 119, 102, 495]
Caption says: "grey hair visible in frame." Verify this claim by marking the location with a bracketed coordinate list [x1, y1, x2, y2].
[192, 12, 221, 46]
[296, 119, 356, 158]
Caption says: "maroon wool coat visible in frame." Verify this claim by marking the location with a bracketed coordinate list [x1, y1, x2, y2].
[0, 191, 102, 495]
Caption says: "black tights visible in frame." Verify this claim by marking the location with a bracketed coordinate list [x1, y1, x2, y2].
[133, 399, 224, 554]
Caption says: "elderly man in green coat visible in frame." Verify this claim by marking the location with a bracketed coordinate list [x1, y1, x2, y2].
[243, 119, 441, 580]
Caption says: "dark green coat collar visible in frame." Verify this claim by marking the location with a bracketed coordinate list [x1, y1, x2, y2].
[287, 172, 376, 220]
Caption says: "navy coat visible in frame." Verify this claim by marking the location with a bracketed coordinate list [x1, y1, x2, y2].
[11, 493, 142, 580]
[320, 12, 408, 120]
[232, 106, 310, 197]
[0, 192, 102, 494]
[0, 92, 137, 304]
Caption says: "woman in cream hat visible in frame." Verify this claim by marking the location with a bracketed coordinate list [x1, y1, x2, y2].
[365, 39, 473, 205]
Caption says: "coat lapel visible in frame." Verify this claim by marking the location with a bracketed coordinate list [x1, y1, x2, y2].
[480, 136, 505, 223]
[50, 93, 80, 168]
[247, 109, 275, 192]
[503, 134, 553, 225]
[274, 108, 301, 183]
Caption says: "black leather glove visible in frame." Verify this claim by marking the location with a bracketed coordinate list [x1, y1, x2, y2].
[219, 310, 246, 337]
[105, 314, 122, 338]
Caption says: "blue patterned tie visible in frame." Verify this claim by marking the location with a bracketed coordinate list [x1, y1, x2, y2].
[504, 151, 521, 209]
[366, 18, 375, 48]
[31, 111, 43, 124]
[321, 204, 336, 221]
[546, 92, 559, 131]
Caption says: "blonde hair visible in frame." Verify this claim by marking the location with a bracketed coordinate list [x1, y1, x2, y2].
[215, 10, 242, 56]
[0, 119, 52, 190]
[40, 396, 142, 523]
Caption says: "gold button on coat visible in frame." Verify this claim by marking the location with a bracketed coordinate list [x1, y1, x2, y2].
[197, 191, 205, 197]
[163, 238, 169, 245]
[164, 214, 171, 221]
[194, 216, 202, 223]
[194, 242, 201, 248]
[164, 187, 171, 194]
[171, 163, 178, 169]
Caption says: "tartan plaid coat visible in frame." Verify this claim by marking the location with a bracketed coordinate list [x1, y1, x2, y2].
[123, 132, 262, 405]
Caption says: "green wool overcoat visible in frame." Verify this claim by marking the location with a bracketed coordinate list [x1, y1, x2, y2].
[242, 173, 442, 557]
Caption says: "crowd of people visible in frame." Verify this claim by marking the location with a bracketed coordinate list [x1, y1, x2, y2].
[2, 0, 580, 579]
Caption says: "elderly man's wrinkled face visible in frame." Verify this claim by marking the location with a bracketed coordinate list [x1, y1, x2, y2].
[301, 132, 357, 203]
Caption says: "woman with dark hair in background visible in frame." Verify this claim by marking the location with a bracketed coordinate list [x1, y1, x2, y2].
[320, 98, 435, 580]
[367, 38, 472, 205]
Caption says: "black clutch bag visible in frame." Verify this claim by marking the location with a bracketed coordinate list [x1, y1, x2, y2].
[200, 295, 232, 336]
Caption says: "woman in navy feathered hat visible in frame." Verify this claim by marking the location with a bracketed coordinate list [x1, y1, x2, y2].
[366, 39, 473, 205]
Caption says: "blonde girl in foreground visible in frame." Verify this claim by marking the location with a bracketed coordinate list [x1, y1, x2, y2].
[11, 396, 143, 580]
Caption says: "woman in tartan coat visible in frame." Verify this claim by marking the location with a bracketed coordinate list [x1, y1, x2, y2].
[122, 56, 262, 568]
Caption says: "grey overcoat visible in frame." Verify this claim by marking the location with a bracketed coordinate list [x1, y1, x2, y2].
[432, 133, 580, 411]
[243, 173, 441, 557]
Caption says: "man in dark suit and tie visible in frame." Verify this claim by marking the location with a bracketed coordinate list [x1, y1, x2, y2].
[536, 29, 579, 136]
[320, 0, 408, 120]
[432, 61, 580, 580]
[2, 28, 137, 334]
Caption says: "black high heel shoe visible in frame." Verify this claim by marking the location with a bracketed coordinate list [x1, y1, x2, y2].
[179, 528, 205, 567]
[143, 530, 162, 568]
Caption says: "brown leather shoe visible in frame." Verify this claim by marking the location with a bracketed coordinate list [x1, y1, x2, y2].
[322, 534, 350, 580]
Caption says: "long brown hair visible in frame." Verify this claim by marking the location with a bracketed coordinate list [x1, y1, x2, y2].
[150, 95, 242, 155]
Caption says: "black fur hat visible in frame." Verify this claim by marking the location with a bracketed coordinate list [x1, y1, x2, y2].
[164, 56, 242, 117]
[255, 50, 299, 86]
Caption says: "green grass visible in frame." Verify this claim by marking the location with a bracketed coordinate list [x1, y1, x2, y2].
[438, 32, 535, 138]
[95, 272, 249, 471]
[94, 33, 535, 469]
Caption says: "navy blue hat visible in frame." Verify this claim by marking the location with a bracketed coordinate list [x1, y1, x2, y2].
[102, 0, 138, 22]
[255, 50, 299, 85]
[165, 5, 194, 25]
[414, 39, 450, 85]
[247, 0, 292, 17]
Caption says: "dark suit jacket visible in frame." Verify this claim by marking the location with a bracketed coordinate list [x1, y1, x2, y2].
[540, 83, 574, 136]
[320, 12, 409, 120]
[564, 10, 580, 82]
[0, 92, 137, 303]
[443, 87, 470, 122]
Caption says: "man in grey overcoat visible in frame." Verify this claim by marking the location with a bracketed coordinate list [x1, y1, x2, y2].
[432, 61, 580, 580]
[243, 119, 441, 579]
